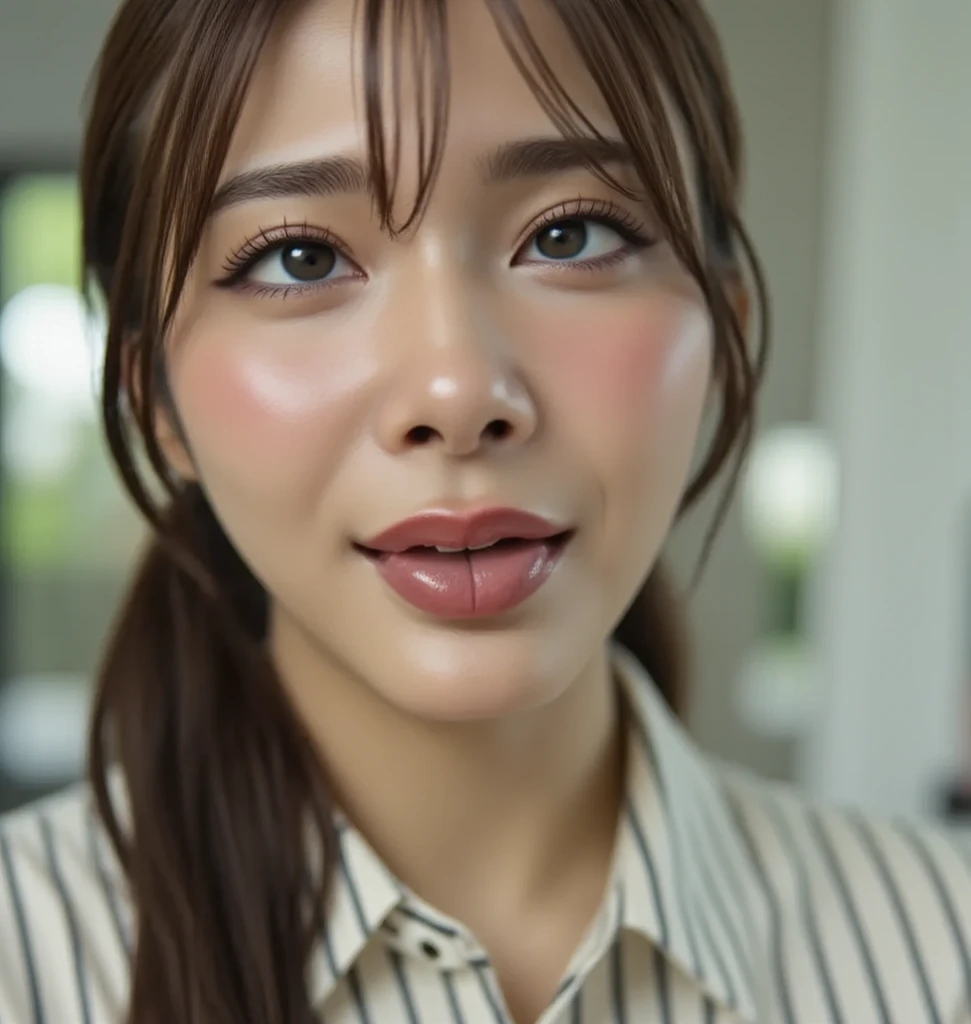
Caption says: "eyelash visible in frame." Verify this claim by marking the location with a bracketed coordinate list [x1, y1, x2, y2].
[215, 199, 656, 299]
[216, 218, 347, 298]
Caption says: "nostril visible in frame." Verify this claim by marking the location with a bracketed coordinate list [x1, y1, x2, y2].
[484, 420, 512, 441]
[406, 425, 437, 445]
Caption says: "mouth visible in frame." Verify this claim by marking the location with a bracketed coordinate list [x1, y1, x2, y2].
[354, 532, 573, 560]
[353, 512, 574, 620]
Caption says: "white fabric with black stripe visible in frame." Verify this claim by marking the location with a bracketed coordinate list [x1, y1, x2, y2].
[2, 645, 971, 1022]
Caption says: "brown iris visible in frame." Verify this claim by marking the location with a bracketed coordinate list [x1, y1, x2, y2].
[534, 219, 588, 260]
[281, 244, 336, 281]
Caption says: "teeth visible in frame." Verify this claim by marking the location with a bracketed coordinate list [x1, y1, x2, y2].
[431, 541, 500, 554]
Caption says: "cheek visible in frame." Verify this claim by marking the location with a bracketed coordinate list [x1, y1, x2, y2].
[540, 295, 712, 579]
[541, 295, 712, 462]
[169, 321, 370, 495]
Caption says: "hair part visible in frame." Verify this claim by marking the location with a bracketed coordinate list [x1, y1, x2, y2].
[81, 1, 768, 1021]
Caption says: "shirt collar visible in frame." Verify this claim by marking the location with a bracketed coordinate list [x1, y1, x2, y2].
[306, 814, 404, 1005]
[309, 645, 763, 1022]
[611, 644, 761, 1022]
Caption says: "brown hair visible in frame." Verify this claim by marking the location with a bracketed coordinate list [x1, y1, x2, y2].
[81, 1, 768, 1021]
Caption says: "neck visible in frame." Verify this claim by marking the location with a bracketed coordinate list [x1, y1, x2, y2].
[273, 629, 625, 921]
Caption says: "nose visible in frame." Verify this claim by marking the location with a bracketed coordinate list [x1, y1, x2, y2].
[374, 287, 539, 458]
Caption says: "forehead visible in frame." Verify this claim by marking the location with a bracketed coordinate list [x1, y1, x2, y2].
[221, 0, 619, 177]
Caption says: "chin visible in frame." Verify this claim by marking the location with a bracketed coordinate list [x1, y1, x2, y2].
[272, 581, 608, 725]
[368, 623, 593, 722]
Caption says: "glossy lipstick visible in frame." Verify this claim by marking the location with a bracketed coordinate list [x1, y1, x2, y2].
[358, 508, 571, 619]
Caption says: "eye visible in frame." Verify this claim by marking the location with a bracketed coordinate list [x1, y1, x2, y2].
[246, 241, 355, 287]
[523, 217, 629, 265]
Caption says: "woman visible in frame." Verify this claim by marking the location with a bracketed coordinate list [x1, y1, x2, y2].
[0, 0, 968, 1022]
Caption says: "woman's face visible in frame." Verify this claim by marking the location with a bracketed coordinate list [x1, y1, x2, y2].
[163, 0, 713, 720]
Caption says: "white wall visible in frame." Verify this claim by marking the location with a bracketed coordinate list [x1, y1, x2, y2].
[805, 0, 971, 816]
[678, 0, 833, 780]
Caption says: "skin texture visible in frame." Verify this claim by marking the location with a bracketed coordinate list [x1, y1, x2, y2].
[161, 0, 712, 1017]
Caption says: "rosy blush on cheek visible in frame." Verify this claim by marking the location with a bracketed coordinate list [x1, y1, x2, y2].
[541, 297, 712, 446]
[170, 326, 372, 490]
[541, 295, 713, 588]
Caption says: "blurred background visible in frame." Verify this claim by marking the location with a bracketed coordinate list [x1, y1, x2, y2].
[0, 0, 969, 821]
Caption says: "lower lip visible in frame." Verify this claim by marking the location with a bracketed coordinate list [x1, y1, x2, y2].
[359, 534, 572, 619]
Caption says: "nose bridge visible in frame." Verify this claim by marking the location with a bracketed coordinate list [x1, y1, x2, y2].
[375, 256, 537, 456]
[416, 263, 501, 390]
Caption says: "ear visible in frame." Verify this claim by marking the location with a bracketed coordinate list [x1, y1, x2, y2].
[123, 339, 199, 482]
[155, 400, 199, 483]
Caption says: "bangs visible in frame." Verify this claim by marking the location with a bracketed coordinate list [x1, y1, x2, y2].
[359, 0, 709, 268]
[136, 0, 723, 324]
[85, 0, 759, 534]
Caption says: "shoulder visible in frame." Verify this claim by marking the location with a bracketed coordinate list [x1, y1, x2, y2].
[715, 760, 971, 1019]
[0, 783, 132, 1024]
[718, 760, 971, 895]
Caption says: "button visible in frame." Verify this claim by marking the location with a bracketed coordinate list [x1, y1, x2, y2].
[380, 915, 470, 969]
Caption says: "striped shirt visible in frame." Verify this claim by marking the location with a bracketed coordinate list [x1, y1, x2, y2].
[1, 646, 971, 1023]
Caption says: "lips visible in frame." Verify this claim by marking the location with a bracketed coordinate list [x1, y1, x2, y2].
[356, 508, 573, 619]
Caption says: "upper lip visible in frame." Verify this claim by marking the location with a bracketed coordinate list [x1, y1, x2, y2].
[359, 507, 570, 553]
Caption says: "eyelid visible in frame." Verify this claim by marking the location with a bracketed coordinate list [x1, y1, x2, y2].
[216, 220, 358, 285]
[514, 196, 654, 253]
[215, 197, 655, 297]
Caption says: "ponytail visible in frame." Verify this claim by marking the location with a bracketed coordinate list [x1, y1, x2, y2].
[87, 486, 338, 1024]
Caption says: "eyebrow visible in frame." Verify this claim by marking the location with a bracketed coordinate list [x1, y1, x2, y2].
[209, 136, 633, 214]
